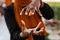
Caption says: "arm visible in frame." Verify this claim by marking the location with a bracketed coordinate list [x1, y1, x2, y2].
[4, 4, 28, 40]
[40, 2, 54, 20]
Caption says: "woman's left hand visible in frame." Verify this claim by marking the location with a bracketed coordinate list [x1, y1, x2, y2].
[20, 0, 41, 16]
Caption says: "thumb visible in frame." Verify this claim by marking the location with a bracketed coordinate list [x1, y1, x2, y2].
[21, 20, 27, 32]
[35, 22, 41, 30]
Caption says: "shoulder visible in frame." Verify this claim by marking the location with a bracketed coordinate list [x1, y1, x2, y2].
[4, 3, 14, 12]
[4, 3, 14, 17]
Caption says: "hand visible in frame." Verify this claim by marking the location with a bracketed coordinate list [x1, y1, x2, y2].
[20, 0, 42, 16]
[32, 22, 44, 35]
[20, 20, 33, 37]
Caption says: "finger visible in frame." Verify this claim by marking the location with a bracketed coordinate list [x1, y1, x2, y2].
[33, 30, 39, 35]
[25, 8, 29, 15]
[29, 10, 33, 16]
[29, 8, 35, 16]
[41, 27, 44, 30]
[33, 22, 41, 32]
[21, 20, 25, 32]
[31, 8, 35, 15]
[35, 6, 37, 11]
[34, 5, 42, 17]
[33, 27, 44, 34]
[36, 9, 42, 16]
[21, 20, 27, 32]
[20, 8, 25, 15]
[21, 20, 25, 26]
[38, 27, 44, 32]
[26, 29, 33, 34]
[35, 22, 41, 30]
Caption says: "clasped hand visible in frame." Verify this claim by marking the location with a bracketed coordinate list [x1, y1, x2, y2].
[20, 20, 44, 37]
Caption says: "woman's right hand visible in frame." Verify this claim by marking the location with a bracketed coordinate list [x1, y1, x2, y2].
[19, 20, 33, 37]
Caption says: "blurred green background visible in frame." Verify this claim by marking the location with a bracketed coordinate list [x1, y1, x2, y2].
[45, 2, 60, 40]
[47, 2, 60, 20]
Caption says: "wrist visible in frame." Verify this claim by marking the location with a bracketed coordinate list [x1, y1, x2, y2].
[19, 32, 29, 38]
[20, 32, 23, 37]
[19, 32, 29, 39]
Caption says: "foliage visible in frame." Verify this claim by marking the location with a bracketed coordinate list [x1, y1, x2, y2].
[46, 2, 60, 20]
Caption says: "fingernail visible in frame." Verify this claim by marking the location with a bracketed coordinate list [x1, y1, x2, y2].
[21, 20, 25, 25]
[32, 12, 34, 15]
[25, 12, 28, 15]
[20, 12, 22, 15]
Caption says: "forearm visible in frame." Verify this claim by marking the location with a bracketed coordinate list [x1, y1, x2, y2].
[40, 3, 54, 19]
[12, 30, 28, 40]
[4, 5, 28, 40]
[30, 0, 42, 9]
